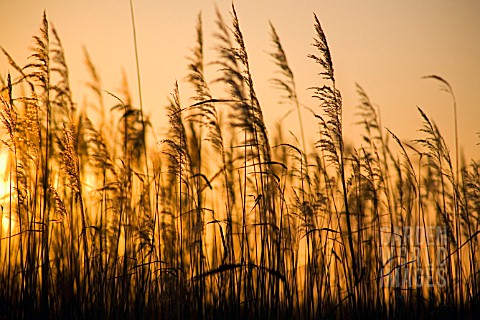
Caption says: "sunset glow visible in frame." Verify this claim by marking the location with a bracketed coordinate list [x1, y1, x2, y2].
[0, 1, 479, 319]
[1, 1, 479, 159]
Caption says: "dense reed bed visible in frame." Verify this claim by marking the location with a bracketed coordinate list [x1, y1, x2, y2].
[1, 6, 479, 319]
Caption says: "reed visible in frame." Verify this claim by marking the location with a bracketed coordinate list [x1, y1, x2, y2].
[0, 5, 479, 320]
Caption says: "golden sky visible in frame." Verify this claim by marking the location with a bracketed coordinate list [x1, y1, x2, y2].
[1, 0, 479, 160]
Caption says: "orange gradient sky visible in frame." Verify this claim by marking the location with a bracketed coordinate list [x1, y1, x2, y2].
[1, 0, 479, 161]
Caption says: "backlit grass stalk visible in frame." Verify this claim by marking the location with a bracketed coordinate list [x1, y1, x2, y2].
[308, 14, 358, 307]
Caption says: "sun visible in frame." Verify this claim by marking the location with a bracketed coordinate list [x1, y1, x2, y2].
[0, 152, 13, 234]
[1, 212, 15, 234]
[0, 153, 8, 192]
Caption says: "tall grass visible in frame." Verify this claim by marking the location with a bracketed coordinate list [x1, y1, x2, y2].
[1, 5, 479, 320]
